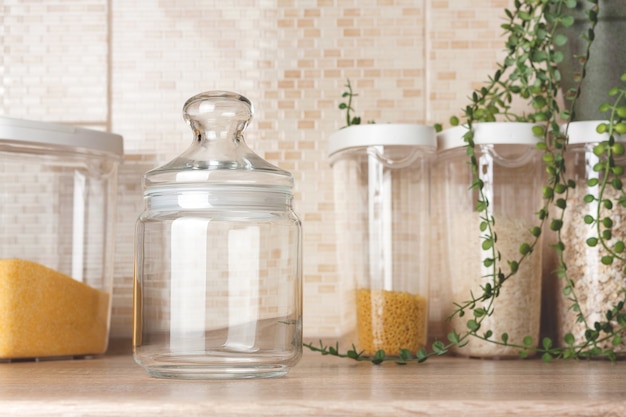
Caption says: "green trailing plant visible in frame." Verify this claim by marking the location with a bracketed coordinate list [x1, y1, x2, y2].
[338, 79, 376, 128]
[306, 0, 626, 364]
[339, 79, 362, 128]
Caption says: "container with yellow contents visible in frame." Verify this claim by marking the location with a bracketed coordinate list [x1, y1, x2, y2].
[328, 124, 435, 357]
[0, 117, 123, 360]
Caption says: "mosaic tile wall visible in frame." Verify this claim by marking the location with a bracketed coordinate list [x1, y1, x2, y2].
[1, 0, 519, 340]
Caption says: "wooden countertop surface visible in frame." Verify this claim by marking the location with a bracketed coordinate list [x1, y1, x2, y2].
[2, 341, 626, 416]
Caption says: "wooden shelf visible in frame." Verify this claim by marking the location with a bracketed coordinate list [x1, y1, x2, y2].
[1, 341, 625, 416]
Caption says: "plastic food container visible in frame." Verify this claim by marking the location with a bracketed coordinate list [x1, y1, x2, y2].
[556, 121, 626, 354]
[435, 123, 544, 358]
[328, 124, 435, 357]
[0, 117, 123, 360]
[133, 91, 302, 379]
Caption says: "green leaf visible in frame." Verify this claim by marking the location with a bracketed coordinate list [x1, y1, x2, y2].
[372, 349, 386, 365]
[550, 219, 563, 231]
[501, 333, 509, 345]
[553, 34, 567, 46]
[523, 336, 534, 347]
[543, 186, 554, 199]
[432, 341, 447, 356]
[554, 183, 567, 194]
[586, 237, 598, 247]
[467, 319, 480, 332]
[447, 331, 461, 344]
[560, 15, 575, 27]
[564, 333, 575, 345]
[519, 243, 532, 255]
[476, 199, 488, 211]
[532, 95, 547, 108]
[601, 255, 614, 265]
[398, 348, 413, 361]
[542, 337, 553, 350]
[552, 50, 564, 64]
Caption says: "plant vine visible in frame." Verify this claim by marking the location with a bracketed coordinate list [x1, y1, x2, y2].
[306, 0, 626, 364]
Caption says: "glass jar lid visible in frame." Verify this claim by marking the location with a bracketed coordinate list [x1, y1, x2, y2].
[143, 91, 294, 207]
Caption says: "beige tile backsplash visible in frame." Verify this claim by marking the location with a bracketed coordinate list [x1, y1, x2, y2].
[1, 0, 522, 340]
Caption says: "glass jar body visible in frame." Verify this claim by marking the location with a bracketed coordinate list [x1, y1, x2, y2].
[331, 143, 432, 357]
[435, 141, 544, 358]
[133, 193, 302, 379]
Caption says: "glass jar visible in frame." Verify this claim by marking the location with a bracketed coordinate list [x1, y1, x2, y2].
[328, 124, 435, 357]
[0, 117, 123, 360]
[556, 121, 626, 354]
[133, 91, 302, 379]
[435, 123, 544, 358]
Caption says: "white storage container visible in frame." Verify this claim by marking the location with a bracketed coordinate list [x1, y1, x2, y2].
[435, 123, 544, 358]
[0, 116, 123, 360]
[328, 124, 435, 357]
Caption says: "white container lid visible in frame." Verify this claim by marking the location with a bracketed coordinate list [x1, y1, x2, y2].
[328, 123, 436, 157]
[437, 122, 541, 151]
[0, 116, 124, 157]
[562, 120, 626, 144]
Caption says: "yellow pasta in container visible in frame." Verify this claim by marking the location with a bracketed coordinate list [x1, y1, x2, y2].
[356, 288, 428, 357]
[0, 259, 110, 359]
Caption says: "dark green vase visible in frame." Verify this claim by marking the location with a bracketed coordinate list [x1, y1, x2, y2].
[556, 0, 626, 121]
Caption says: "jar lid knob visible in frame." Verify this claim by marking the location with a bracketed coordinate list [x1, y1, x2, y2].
[183, 91, 253, 141]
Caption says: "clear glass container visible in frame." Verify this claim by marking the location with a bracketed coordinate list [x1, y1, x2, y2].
[133, 91, 302, 379]
[0, 117, 123, 360]
[556, 121, 626, 354]
[435, 123, 544, 358]
[328, 124, 435, 357]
